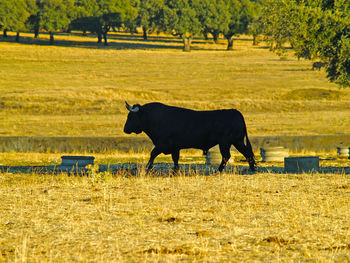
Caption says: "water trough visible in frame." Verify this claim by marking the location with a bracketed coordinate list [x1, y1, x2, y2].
[284, 156, 320, 174]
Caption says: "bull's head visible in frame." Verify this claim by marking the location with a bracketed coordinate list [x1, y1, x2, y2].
[124, 101, 142, 134]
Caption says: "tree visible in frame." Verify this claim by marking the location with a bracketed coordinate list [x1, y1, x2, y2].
[193, 0, 230, 43]
[161, 0, 201, 51]
[137, 0, 164, 40]
[259, 0, 300, 52]
[337, 36, 350, 86]
[38, 0, 75, 44]
[223, 0, 255, 50]
[72, 0, 102, 39]
[71, 0, 125, 45]
[25, 0, 41, 38]
[70, 15, 102, 40]
[0, 0, 30, 41]
[259, 0, 350, 86]
[99, 12, 122, 45]
[119, 0, 139, 34]
[247, 0, 263, 45]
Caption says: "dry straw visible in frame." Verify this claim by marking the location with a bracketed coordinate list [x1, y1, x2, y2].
[0, 171, 349, 262]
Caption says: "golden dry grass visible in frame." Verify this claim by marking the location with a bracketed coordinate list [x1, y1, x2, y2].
[1, 31, 350, 137]
[1, 31, 350, 262]
[0, 171, 349, 262]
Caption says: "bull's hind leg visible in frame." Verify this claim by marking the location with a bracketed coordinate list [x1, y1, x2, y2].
[233, 140, 256, 172]
[171, 150, 180, 173]
[218, 144, 231, 173]
[146, 147, 162, 173]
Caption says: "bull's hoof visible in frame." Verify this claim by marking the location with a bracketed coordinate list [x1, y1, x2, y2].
[215, 169, 224, 175]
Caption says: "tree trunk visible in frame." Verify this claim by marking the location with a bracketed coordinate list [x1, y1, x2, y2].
[3, 29, 8, 38]
[212, 32, 219, 44]
[97, 31, 102, 43]
[253, 34, 259, 46]
[34, 27, 39, 38]
[183, 37, 192, 52]
[142, 26, 148, 40]
[103, 32, 108, 46]
[227, 36, 234, 50]
[16, 32, 20, 42]
[49, 32, 54, 44]
[203, 32, 209, 40]
[102, 26, 109, 46]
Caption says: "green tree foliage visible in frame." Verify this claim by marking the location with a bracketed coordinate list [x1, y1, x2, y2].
[260, 0, 350, 86]
[75, 0, 99, 17]
[99, 12, 123, 45]
[1, 0, 258, 52]
[161, 0, 201, 51]
[223, 0, 255, 50]
[337, 36, 350, 86]
[119, 0, 139, 33]
[0, 0, 30, 41]
[192, 0, 229, 43]
[38, 0, 75, 44]
[71, 0, 135, 45]
[25, 0, 42, 38]
[70, 16, 101, 38]
[137, 0, 164, 40]
[259, 0, 297, 51]
[247, 0, 263, 45]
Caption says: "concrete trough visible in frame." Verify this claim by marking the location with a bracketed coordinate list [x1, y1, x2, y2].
[260, 147, 289, 162]
[284, 156, 319, 174]
[337, 146, 349, 159]
[205, 146, 221, 165]
[60, 155, 95, 172]
[205, 146, 235, 165]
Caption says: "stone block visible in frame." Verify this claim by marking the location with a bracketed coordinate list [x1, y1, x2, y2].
[60, 156, 95, 172]
[284, 156, 319, 174]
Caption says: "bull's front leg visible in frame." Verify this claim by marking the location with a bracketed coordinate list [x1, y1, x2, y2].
[218, 144, 231, 173]
[171, 150, 180, 174]
[247, 156, 256, 172]
[146, 147, 162, 173]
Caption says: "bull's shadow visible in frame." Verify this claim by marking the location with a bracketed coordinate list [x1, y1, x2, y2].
[1, 163, 349, 175]
[101, 163, 284, 176]
[101, 163, 350, 176]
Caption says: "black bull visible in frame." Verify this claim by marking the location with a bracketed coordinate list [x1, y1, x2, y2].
[124, 102, 256, 173]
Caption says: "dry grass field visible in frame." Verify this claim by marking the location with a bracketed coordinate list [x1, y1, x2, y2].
[1, 31, 350, 262]
[1, 31, 350, 137]
[0, 171, 349, 262]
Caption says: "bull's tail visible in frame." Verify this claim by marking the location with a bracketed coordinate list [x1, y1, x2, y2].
[240, 113, 256, 171]
[244, 134, 254, 157]
[243, 124, 254, 158]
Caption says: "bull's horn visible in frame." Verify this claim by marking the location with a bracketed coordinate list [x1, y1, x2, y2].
[125, 101, 139, 112]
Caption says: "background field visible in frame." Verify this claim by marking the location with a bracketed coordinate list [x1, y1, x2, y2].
[1, 31, 350, 139]
[1, 31, 350, 262]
